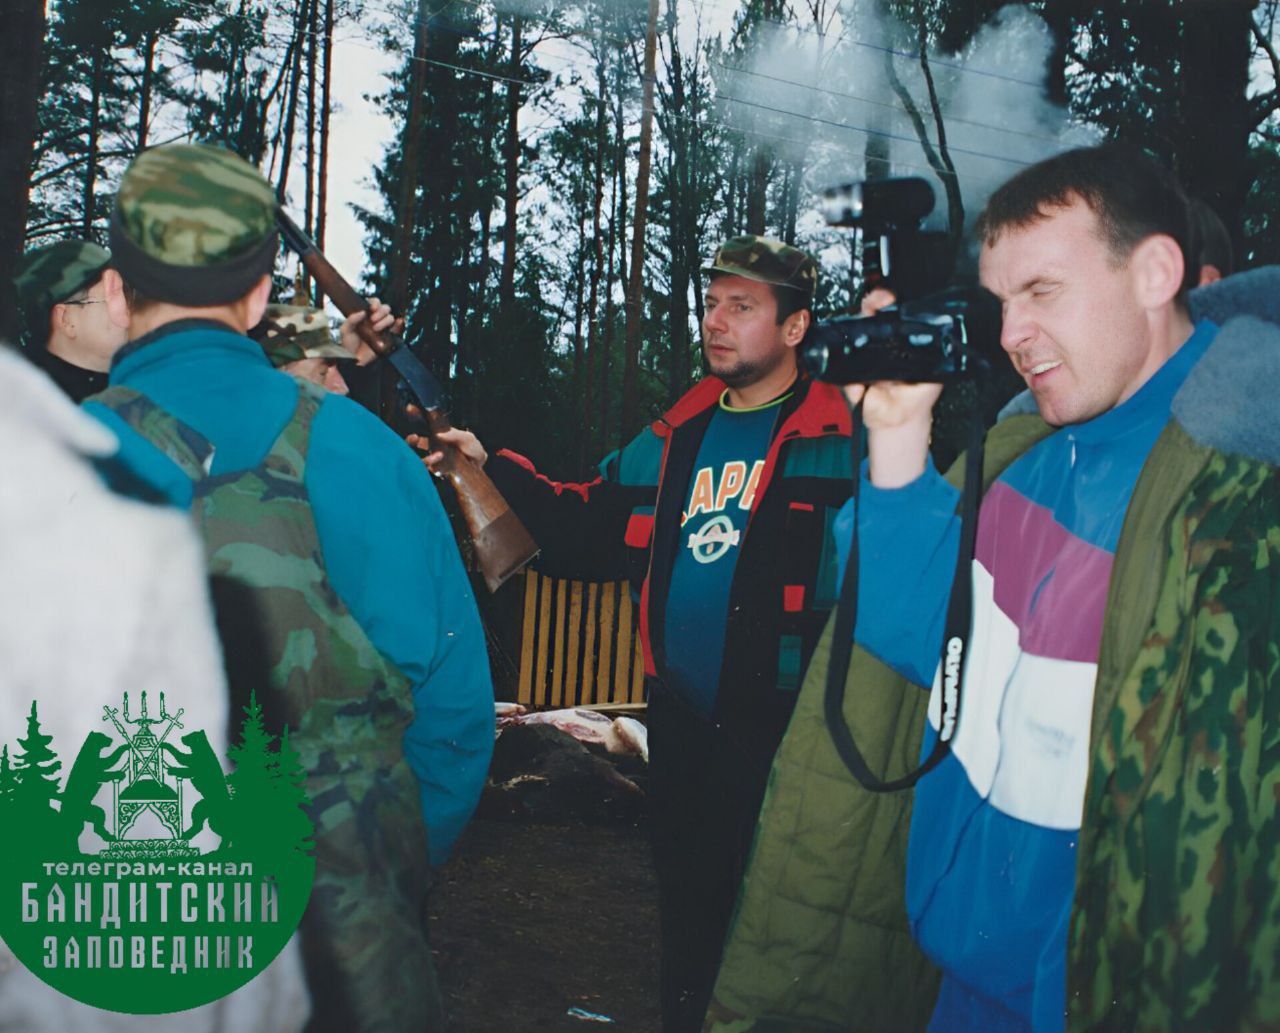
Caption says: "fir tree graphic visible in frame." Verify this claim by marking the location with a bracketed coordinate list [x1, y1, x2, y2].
[225, 692, 314, 870]
[12, 702, 62, 832]
[272, 728, 315, 859]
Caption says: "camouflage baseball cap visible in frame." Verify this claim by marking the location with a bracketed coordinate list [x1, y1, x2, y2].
[249, 304, 354, 367]
[109, 142, 279, 307]
[703, 235, 817, 296]
[13, 240, 112, 347]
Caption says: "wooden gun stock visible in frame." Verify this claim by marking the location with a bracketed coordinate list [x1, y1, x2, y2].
[277, 209, 539, 592]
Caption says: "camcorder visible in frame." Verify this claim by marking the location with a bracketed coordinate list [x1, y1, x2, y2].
[799, 177, 1003, 384]
[812, 178, 1006, 794]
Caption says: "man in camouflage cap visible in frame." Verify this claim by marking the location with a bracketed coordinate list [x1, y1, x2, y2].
[84, 143, 493, 1033]
[13, 240, 127, 402]
[250, 304, 355, 396]
[476, 233, 851, 1032]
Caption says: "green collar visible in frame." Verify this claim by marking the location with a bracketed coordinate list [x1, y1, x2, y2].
[719, 381, 796, 413]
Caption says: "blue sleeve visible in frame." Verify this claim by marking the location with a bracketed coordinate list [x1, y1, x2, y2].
[306, 397, 494, 865]
[834, 458, 960, 688]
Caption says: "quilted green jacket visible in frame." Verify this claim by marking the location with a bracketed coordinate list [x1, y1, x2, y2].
[705, 271, 1280, 1033]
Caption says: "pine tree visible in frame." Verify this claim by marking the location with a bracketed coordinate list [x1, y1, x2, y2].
[12, 701, 62, 821]
[226, 689, 276, 805]
[268, 727, 314, 859]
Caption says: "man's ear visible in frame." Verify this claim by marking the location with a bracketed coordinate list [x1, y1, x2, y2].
[1130, 233, 1186, 310]
[50, 301, 74, 339]
[243, 274, 272, 331]
[782, 308, 811, 348]
[1197, 263, 1224, 287]
[101, 269, 130, 332]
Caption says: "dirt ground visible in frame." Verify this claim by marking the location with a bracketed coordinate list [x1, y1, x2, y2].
[431, 815, 662, 1032]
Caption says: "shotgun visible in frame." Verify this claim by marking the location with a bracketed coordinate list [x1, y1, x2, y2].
[277, 208, 539, 592]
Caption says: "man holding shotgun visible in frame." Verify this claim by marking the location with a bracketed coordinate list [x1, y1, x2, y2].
[83, 142, 493, 1032]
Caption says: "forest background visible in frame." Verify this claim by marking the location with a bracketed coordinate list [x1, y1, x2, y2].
[2, 0, 1276, 477]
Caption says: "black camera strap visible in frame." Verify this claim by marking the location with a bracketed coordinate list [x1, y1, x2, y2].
[823, 400, 984, 792]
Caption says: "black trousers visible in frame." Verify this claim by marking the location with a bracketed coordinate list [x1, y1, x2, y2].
[647, 685, 771, 1033]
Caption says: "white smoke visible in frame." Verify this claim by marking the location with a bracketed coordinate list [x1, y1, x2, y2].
[714, 3, 1098, 241]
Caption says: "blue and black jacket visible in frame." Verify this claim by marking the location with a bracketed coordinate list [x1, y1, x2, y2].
[487, 374, 853, 766]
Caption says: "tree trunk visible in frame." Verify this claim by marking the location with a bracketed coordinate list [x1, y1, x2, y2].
[301, 0, 318, 301]
[620, 0, 660, 445]
[663, 6, 693, 404]
[724, 141, 740, 235]
[601, 101, 624, 453]
[917, 26, 964, 259]
[498, 15, 523, 312]
[1040, 0, 1078, 109]
[581, 57, 608, 473]
[423, 33, 463, 379]
[883, 37, 963, 268]
[314, 0, 334, 307]
[0, 0, 45, 342]
[82, 46, 105, 239]
[387, 0, 431, 313]
[381, 0, 433, 423]
[275, 0, 310, 203]
[136, 29, 158, 151]
[572, 212, 587, 418]
[220, 1, 248, 146]
[744, 147, 770, 235]
[1176, 1, 1254, 256]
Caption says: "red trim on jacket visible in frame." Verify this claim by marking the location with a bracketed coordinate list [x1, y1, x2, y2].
[625, 512, 655, 548]
[650, 376, 728, 435]
[745, 380, 851, 533]
[783, 584, 806, 612]
[494, 448, 603, 502]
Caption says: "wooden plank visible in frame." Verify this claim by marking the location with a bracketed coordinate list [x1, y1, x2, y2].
[533, 572, 553, 708]
[550, 578, 568, 708]
[614, 588, 634, 704]
[631, 635, 645, 703]
[597, 583, 616, 702]
[564, 580, 584, 708]
[582, 582, 599, 706]
[572, 701, 648, 713]
[518, 571, 538, 705]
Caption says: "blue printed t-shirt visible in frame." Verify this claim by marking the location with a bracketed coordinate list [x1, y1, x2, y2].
[663, 389, 788, 715]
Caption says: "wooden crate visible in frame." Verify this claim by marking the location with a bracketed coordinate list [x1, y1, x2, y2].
[517, 570, 646, 709]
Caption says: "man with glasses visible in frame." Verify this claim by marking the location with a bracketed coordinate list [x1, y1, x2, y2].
[13, 240, 128, 402]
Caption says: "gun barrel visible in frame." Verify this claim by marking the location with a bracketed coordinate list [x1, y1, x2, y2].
[273, 205, 539, 591]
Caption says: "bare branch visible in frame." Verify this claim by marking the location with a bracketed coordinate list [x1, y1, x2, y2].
[1253, 17, 1280, 93]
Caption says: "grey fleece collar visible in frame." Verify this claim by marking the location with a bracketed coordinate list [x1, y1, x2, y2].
[995, 266, 1280, 466]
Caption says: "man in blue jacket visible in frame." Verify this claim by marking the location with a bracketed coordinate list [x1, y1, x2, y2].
[83, 142, 493, 1033]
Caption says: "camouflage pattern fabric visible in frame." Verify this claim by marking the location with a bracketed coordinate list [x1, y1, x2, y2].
[92, 381, 441, 1033]
[13, 240, 111, 347]
[1069, 424, 1280, 1031]
[113, 143, 276, 267]
[250, 304, 354, 368]
[14, 240, 110, 313]
[90, 386, 214, 481]
[704, 235, 818, 297]
[705, 409, 1280, 1033]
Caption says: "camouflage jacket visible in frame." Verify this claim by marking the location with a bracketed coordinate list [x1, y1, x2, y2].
[705, 268, 1280, 1033]
[84, 321, 494, 866]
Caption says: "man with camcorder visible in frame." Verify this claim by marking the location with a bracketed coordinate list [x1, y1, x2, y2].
[706, 143, 1280, 1032]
